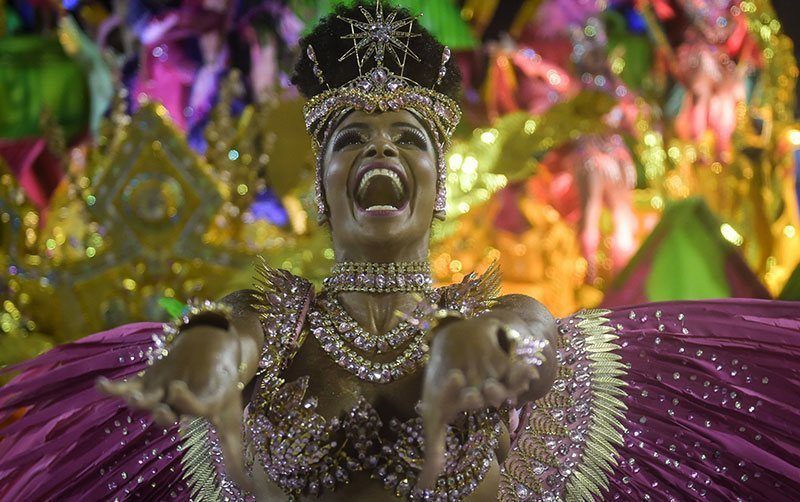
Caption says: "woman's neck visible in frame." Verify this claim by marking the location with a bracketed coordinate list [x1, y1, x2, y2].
[328, 237, 432, 336]
[333, 247, 429, 264]
[336, 290, 424, 336]
[331, 231, 430, 263]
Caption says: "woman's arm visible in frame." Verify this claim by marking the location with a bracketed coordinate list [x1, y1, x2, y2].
[98, 289, 266, 491]
[418, 293, 558, 488]
[220, 289, 266, 390]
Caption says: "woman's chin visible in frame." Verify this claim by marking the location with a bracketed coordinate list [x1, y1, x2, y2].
[354, 211, 411, 242]
[349, 203, 431, 245]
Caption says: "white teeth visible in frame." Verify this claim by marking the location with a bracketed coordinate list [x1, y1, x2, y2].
[366, 205, 398, 211]
[357, 168, 404, 198]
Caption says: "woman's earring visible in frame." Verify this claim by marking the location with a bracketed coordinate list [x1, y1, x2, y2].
[317, 212, 329, 225]
[433, 209, 446, 221]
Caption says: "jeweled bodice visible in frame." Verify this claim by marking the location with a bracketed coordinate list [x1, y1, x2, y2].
[246, 374, 501, 500]
[176, 267, 627, 501]
[243, 266, 506, 500]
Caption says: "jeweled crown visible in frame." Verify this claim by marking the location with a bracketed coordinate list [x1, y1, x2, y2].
[299, 1, 461, 213]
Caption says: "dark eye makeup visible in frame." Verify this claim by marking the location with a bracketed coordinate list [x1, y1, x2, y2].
[332, 129, 367, 150]
[331, 124, 428, 151]
[395, 127, 428, 149]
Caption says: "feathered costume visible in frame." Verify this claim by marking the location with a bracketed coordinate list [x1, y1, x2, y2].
[2, 2, 800, 501]
[2, 264, 799, 500]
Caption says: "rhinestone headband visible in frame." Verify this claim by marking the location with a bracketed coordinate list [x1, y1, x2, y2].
[302, 1, 461, 215]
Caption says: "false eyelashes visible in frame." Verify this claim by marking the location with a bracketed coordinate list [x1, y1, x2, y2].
[331, 126, 429, 152]
[332, 129, 368, 150]
[395, 127, 429, 149]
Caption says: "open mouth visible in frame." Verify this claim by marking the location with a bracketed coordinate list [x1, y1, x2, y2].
[354, 166, 409, 213]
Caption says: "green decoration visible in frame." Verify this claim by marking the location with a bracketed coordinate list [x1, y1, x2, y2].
[159, 297, 188, 320]
[646, 202, 731, 300]
[301, 0, 477, 49]
[393, 0, 476, 49]
[603, 10, 653, 92]
[5, 5, 24, 36]
[606, 199, 770, 305]
[779, 264, 800, 301]
[0, 35, 89, 140]
[58, 16, 113, 136]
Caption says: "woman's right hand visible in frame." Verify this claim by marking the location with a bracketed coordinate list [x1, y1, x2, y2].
[97, 325, 251, 490]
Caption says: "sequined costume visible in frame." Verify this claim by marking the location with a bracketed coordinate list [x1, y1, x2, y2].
[1, 263, 799, 500]
[234, 267, 504, 500]
[2, 2, 800, 500]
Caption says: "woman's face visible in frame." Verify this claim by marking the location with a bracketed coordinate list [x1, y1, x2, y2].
[321, 109, 438, 253]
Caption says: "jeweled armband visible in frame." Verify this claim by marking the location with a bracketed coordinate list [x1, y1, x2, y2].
[147, 300, 233, 365]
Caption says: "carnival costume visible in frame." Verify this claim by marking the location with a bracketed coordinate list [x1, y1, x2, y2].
[2, 3, 800, 501]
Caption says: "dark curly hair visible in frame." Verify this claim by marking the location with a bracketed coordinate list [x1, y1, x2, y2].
[291, 1, 462, 101]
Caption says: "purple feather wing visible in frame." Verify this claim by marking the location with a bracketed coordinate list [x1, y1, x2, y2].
[0, 323, 192, 501]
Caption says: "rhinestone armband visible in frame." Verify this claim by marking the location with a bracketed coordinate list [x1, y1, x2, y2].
[147, 300, 233, 365]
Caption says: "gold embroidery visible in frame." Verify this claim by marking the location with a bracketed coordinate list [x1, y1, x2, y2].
[180, 418, 223, 501]
[499, 309, 628, 501]
[565, 309, 627, 501]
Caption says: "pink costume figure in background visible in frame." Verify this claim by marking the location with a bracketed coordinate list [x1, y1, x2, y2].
[655, 0, 757, 163]
[486, 15, 641, 281]
[483, 35, 575, 121]
[132, 0, 232, 130]
[672, 30, 748, 163]
[558, 18, 641, 282]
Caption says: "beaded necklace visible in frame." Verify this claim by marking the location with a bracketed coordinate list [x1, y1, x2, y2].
[240, 264, 507, 500]
[322, 261, 433, 294]
[309, 289, 440, 383]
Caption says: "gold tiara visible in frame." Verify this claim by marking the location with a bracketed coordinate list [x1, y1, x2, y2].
[301, 1, 461, 214]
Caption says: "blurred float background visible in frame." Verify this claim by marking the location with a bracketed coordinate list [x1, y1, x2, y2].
[1, 0, 799, 367]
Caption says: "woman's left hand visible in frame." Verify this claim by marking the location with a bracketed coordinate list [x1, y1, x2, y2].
[417, 317, 540, 489]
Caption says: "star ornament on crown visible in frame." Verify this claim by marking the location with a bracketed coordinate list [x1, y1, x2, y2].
[338, 0, 421, 68]
[302, 1, 461, 214]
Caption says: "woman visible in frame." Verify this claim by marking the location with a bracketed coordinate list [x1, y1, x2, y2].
[2, 2, 799, 501]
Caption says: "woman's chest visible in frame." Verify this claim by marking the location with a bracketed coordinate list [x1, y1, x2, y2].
[243, 280, 504, 500]
[281, 334, 425, 421]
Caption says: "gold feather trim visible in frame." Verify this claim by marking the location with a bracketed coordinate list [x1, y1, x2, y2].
[180, 418, 223, 501]
[564, 309, 628, 501]
[515, 435, 559, 466]
[474, 260, 503, 301]
[535, 390, 573, 410]
[498, 458, 545, 498]
[528, 411, 570, 437]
